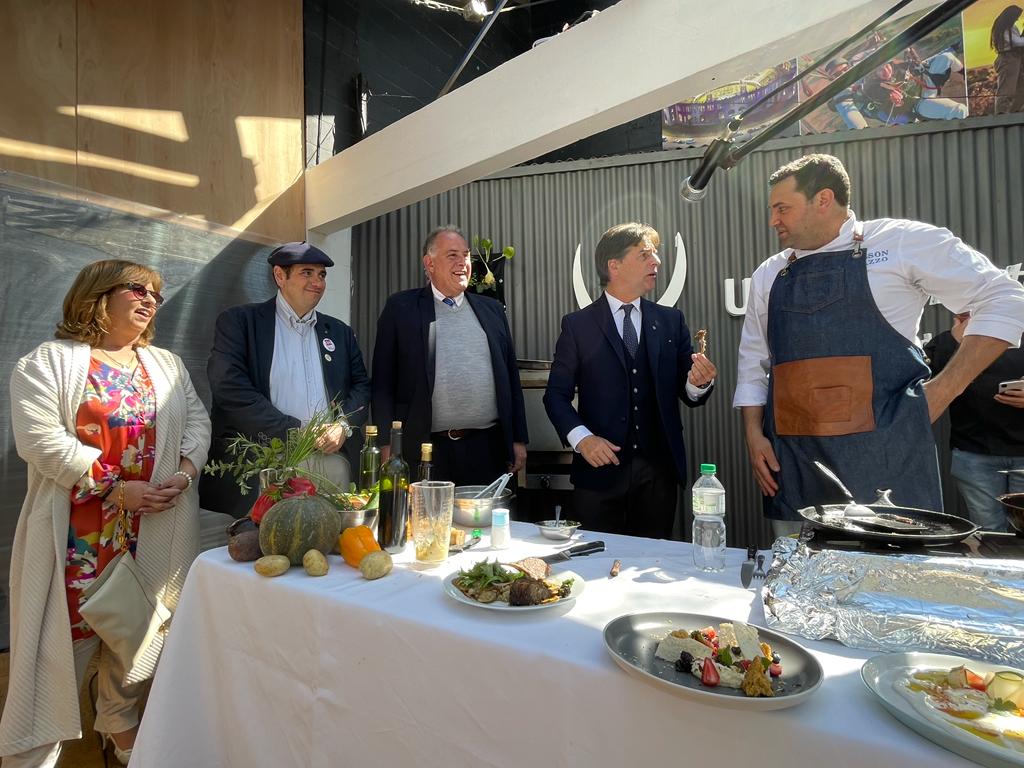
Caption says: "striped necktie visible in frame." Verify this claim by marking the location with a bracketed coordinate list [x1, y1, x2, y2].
[442, 297, 456, 308]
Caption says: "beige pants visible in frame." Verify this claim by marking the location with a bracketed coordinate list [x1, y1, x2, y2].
[2, 638, 143, 768]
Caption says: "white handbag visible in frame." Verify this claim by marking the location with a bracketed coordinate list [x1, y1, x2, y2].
[79, 487, 174, 684]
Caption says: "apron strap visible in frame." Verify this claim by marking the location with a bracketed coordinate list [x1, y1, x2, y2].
[852, 221, 865, 259]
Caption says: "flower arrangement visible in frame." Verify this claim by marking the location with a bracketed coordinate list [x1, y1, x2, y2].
[468, 236, 515, 294]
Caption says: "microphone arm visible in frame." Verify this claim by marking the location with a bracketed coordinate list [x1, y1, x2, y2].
[679, 0, 977, 202]
[679, 119, 741, 203]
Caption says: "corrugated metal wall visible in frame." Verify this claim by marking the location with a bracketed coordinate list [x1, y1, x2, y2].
[352, 114, 1024, 547]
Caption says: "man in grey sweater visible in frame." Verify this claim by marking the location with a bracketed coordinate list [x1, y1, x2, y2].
[371, 226, 528, 486]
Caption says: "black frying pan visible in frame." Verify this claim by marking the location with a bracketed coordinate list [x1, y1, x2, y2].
[797, 503, 979, 545]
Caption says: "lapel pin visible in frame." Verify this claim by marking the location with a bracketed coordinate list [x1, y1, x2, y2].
[322, 338, 336, 352]
[324, 353, 332, 362]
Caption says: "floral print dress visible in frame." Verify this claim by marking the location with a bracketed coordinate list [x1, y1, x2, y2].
[67, 357, 156, 641]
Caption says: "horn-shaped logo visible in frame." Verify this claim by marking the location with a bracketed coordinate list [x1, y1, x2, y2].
[572, 233, 688, 308]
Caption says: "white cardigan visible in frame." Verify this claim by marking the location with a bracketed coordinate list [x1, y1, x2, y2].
[0, 340, 211, 755]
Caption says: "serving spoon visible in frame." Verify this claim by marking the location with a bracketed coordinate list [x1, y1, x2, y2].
[812, 460, 873, 517]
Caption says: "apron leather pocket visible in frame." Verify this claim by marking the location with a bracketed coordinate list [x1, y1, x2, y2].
[773, 355, 875, 436]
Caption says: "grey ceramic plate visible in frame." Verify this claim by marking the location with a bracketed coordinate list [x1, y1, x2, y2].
[603, 612, 823, 710]
[861, 652, 1024, 768]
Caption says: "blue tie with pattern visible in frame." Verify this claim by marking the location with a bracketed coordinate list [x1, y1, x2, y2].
[442, 297, 456, 308]
[621, 304, 638, 359]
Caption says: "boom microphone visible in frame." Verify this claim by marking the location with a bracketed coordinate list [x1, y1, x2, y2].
[679, 136, 734, 203]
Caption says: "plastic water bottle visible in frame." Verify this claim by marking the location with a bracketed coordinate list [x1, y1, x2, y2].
[692, 463, 726, 572]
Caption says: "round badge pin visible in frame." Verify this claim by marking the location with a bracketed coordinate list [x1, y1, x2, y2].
[322, 338, 336, 352]
[324, 353, 332, 362]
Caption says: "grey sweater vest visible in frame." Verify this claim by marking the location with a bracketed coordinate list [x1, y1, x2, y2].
[431, 297, 498, 431]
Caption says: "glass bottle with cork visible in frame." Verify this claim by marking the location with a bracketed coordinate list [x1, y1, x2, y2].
[359, 425, 381, 493]
[378, 420, 410, 553]
[418, 443, 434, 481]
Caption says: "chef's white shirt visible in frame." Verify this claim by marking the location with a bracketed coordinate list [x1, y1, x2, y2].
[733, 212, 1024, 408]
[269, 292, 330, 424]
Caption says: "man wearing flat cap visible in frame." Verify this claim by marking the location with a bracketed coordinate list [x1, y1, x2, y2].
[201, 242, 371, 517]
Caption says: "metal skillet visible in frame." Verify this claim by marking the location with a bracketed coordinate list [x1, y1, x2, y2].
[797, 502, 979, 546]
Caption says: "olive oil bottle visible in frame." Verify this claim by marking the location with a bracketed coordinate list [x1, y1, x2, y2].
[378, 421, 410, 553]
[359, 425, 381, 493]
[418, 442, 434, 481]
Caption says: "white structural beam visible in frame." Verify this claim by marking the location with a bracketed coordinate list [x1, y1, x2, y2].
[306, 0, 934, 234]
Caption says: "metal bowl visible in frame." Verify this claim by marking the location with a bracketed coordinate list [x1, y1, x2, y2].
[337, 507, 378, 534]
[536, 520, 581, 540]
[997, 493, 1024, 534]
[453, 486, 514, 527]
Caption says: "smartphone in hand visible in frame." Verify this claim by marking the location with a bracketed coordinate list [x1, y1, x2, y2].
[998, 379, 1024, 393]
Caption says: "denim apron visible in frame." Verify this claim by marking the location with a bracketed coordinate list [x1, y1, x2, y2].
[763, 226, 943, 520]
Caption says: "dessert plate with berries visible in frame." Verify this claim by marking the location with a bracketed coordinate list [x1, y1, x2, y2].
[603, 612, 823, 710]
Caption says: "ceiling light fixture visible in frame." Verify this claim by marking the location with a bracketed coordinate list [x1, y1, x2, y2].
[462, 0, 488, 22]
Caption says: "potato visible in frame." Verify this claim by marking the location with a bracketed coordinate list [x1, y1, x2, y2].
[254, 554, 290, 577]
[359, 550, 393, 580]
[228, 530, 262, 562]
[302, 549, 329, 577]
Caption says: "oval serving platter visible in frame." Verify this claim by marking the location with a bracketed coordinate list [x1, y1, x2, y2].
[604, 611, 823, 711]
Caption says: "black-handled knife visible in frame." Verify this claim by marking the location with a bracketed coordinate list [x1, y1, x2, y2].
[540, 541, 605, 564]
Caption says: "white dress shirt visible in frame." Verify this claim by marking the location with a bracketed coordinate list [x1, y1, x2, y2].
[431, 283, 464, 307]
[733, 212, 1024, 408]
[269, 292, 330, 424]
[568, 293, 712, 450]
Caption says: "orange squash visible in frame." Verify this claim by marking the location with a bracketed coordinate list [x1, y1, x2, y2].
[339, 525, 381, 568]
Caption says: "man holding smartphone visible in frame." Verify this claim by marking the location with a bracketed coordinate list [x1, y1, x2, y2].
[927, 312, 1024, 531]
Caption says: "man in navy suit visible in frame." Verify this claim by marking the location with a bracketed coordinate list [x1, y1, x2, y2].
[372, 225, 528, 486]
[544, 223, 716, 538]
[201, 242, 371, 518]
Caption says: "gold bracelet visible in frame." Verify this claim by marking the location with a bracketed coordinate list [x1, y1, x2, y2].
[115, 480, 128, 551]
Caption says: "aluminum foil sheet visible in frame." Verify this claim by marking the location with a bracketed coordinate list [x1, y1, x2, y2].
[763, 538, 1024, 665]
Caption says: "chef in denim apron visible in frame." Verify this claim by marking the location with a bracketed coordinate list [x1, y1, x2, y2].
[735, 154, 1024, 539]
[763, 223, 943, 521]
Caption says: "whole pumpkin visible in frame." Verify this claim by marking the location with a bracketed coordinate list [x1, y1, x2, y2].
[259, 495, 342, 565]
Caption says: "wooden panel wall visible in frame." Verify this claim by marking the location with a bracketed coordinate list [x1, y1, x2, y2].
[0, 0, 304, 242]
[0, 0, 77, 185]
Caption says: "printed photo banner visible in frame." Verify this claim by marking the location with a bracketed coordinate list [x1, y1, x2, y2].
[662, 5, 1024, 146]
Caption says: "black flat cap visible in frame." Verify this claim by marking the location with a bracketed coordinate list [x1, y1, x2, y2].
[267, 242, 335, 267]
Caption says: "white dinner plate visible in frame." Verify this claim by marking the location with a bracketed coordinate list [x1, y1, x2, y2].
[443, 569, 584, 611]
[603, 612, 823, 711]
[861, 652, 1024, 768]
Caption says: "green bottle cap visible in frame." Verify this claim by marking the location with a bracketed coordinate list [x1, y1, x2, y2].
[700, 463, 717, 473]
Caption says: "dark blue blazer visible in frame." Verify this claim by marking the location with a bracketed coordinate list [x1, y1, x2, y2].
[200, 297, 371, 516]
[543, 294, 712, 491]
[371, 286, 528, 463]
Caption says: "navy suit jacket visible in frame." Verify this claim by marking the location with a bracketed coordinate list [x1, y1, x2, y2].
[200, 297, 371, 516]
[371, 286, 528, 464]
[543, 294, 712, 491]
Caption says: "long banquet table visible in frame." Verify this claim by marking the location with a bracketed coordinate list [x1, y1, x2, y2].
[132, 522, 977, 767]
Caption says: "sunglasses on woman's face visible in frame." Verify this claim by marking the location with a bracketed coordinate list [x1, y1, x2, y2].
[122, 282, 164, 307]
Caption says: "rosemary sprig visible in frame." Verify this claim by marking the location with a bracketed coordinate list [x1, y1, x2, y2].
[204, 404, 359, 495]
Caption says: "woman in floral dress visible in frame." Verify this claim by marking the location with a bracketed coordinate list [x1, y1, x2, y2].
[2, 260, 210, 767]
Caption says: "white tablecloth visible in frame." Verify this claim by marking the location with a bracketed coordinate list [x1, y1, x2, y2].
[132, 523, 975, 767]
